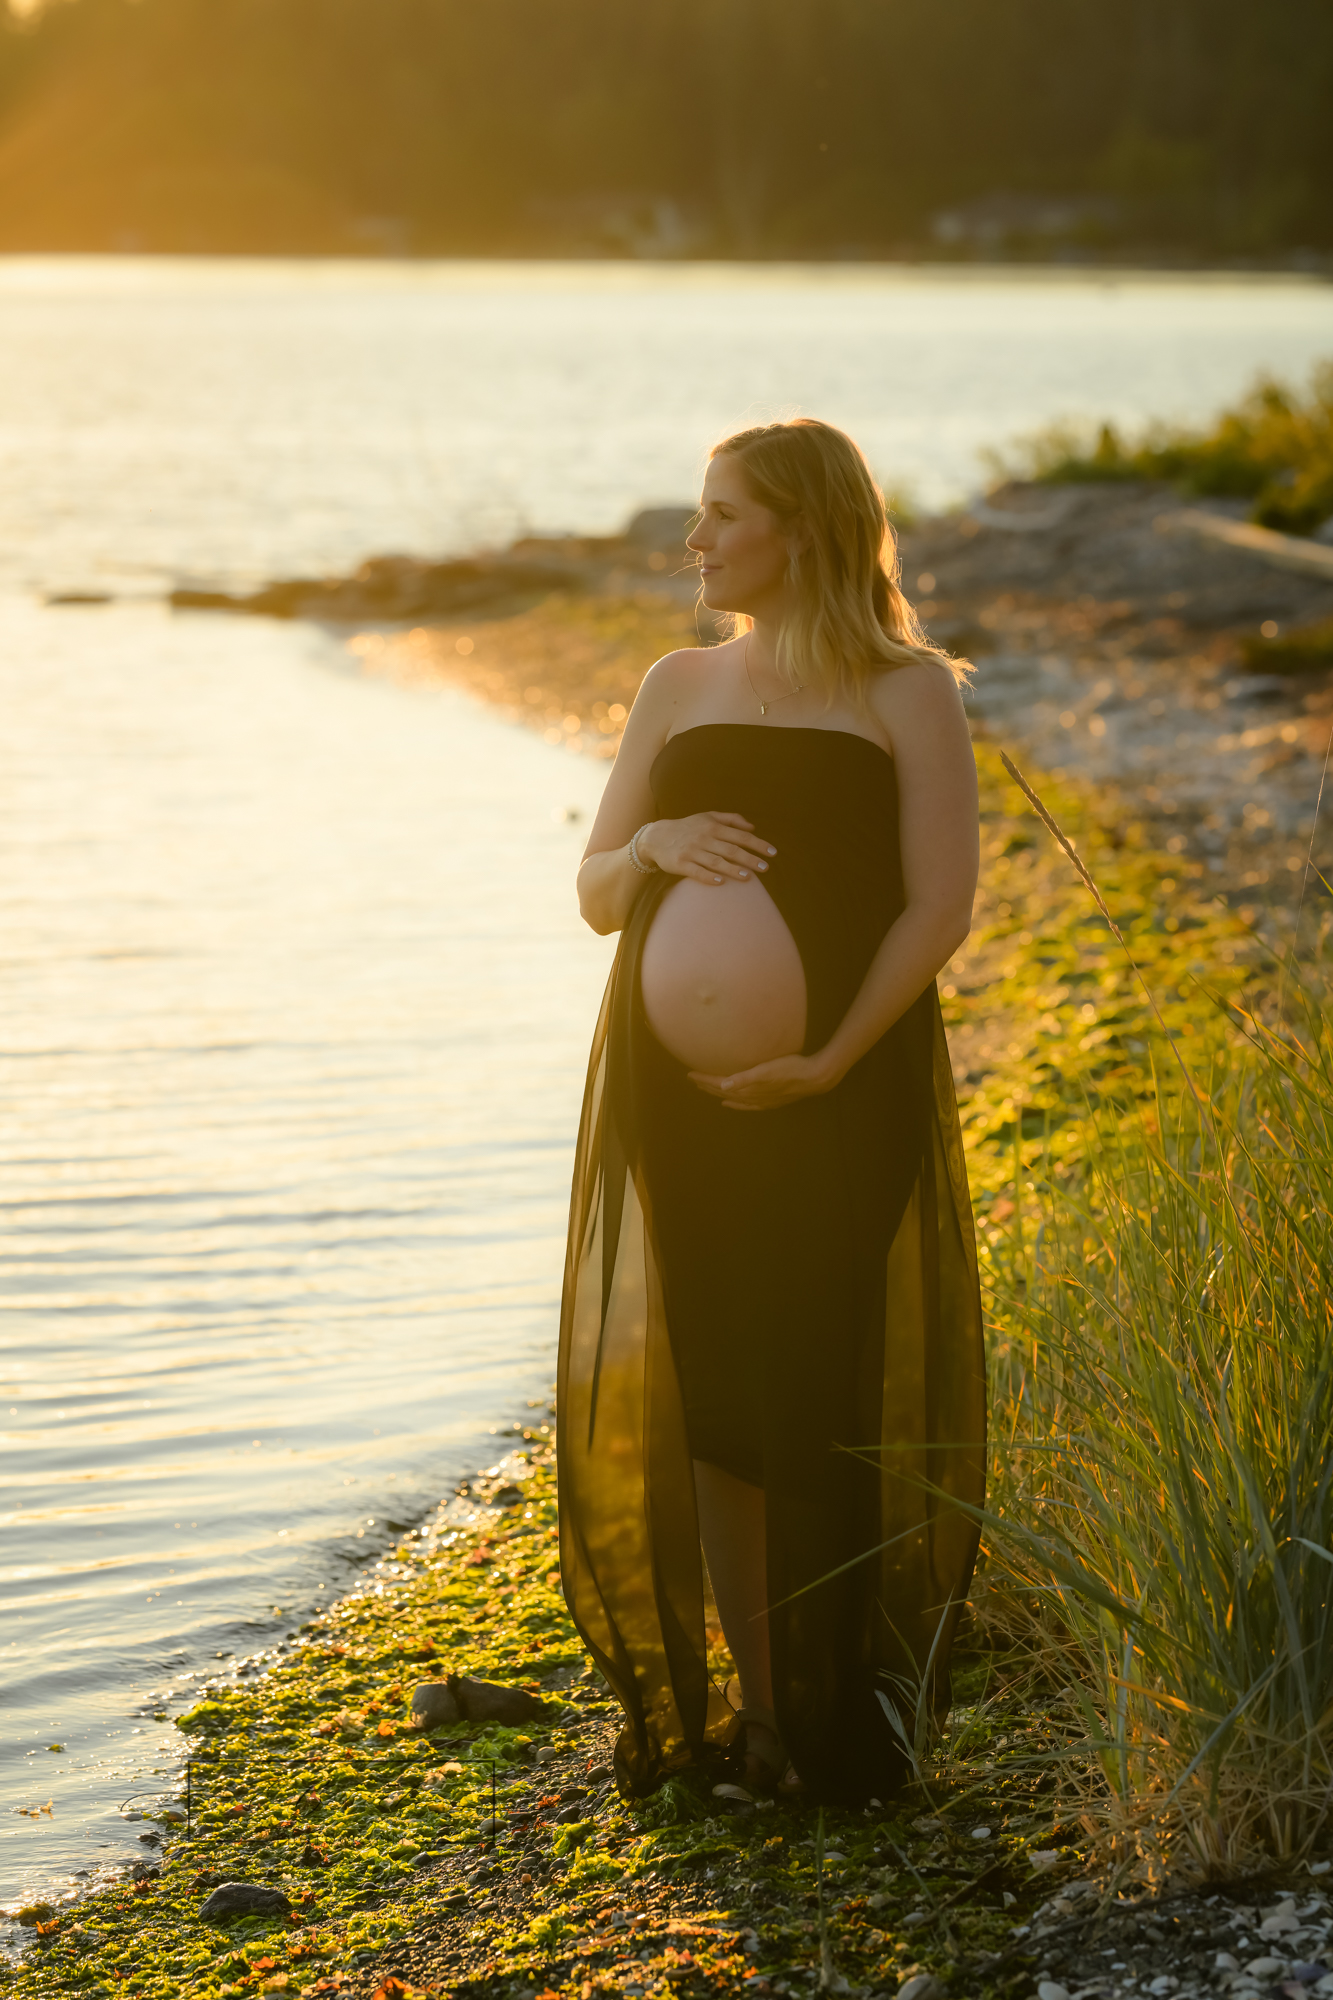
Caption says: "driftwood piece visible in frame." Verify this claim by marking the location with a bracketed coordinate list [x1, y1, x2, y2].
[1155, 508, 1333, 581]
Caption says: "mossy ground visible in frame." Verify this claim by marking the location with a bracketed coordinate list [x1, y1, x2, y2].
[3, 1439, 1093, 2000]
[5, 655, 1283, 2000]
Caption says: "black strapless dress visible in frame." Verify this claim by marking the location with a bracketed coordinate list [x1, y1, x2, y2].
[557, 725, 985, 1805]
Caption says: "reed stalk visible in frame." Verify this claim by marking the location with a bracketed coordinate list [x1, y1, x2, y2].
[978, 782, 1333, 1879]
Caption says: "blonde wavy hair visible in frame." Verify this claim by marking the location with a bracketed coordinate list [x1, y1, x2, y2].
[705, 417, 970, 705]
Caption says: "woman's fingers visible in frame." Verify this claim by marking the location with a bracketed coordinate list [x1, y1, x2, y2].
[648, 812, 777, 882]
[687, 1055, 828, 1109]
[701, 842, 769, 877]
[711, 820, 777, 857]
[687, 1062, 776, 1095]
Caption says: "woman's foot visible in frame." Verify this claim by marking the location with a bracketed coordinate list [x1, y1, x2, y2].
[735, 1706, 787, 1795]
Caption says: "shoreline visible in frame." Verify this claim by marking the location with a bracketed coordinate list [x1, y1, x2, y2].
[3, 255, 1329, 286]
[181, 477, 1333, 917]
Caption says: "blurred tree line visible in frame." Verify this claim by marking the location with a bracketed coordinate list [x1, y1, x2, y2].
[0, 0, 1327, 259]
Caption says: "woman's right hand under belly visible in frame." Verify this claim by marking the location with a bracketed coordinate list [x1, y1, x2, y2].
[640, 874, 808, 1077]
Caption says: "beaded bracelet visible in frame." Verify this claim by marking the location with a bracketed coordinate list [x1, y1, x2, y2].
[628, 824, 658, 875]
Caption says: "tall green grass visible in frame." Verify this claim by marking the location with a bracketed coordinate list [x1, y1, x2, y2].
[1001, 359, 1333, 537]
[981, 931, 1333, 1878]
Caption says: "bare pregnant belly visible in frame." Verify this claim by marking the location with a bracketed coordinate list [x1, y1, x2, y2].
[640, 876, 807, 1076]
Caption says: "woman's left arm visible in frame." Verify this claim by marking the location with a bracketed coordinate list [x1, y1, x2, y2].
[689, 662, 978, 1111]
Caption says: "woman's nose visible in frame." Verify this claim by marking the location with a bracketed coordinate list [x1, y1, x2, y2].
[685, 523, 709, 552]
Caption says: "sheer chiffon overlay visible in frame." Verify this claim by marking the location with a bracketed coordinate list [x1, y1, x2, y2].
[557, 725, 985, 1803]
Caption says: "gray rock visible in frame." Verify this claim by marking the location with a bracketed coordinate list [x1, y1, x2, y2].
[199, 1882, 292, 1920]
[409, 1680, 461, 1729]
[624, 505, 695, 549]
[897, 1978, 947, 2000]
[410, 1674, 552, 1729]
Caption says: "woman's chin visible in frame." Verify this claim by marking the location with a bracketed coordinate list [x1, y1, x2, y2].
[698, 581, 746, 616]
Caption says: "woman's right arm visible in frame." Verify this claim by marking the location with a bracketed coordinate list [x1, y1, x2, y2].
[576, 654, 778, 935]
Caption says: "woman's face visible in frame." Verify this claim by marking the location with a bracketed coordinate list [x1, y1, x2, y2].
[687, 455, 793, 618]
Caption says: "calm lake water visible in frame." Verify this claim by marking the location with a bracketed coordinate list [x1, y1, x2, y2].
[3, 257, 1331, 1917]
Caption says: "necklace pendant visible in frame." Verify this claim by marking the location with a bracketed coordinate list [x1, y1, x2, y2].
[760, 701, 768, 716]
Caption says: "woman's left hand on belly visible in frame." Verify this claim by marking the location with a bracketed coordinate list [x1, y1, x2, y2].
[687, 1050, 837, 1111]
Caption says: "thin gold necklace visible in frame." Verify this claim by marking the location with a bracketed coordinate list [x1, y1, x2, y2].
[743, 635, 804, 717]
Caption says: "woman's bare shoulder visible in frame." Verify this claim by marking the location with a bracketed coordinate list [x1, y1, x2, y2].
[632, 642, 730, 720]
[866, 655, 969, 735]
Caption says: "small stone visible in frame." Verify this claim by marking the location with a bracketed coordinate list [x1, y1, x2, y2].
[902, 1911, 930, 1928]
[1216, 1953, 1241, 1971]
[1030, 1849, 1062, 1872]
[971, 1827, 993, 1840]
[1147, 1979, 1176, 1996]
[199, 1883, 292, 1920]
[1290, 1966, 1329, 1985]
[586, 1763, 613, 1783]
[535, 1745, 561, 1764]
[1245, 1958, 1290, 1978]
[1037, 1984, 1071, 2000]
[1225, 674, 1290, 704]
[714, 1784, 755, 1803]
[896, 1978, 946, 2000]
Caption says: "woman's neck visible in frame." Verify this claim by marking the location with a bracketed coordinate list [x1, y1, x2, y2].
[743, 616, 785, 686]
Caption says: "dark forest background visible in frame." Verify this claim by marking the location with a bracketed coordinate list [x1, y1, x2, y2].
[0, 0, 1328, 260]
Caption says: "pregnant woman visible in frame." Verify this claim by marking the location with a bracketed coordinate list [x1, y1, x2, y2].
[557, 418, 985, 1805]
